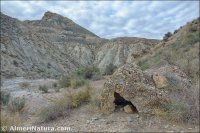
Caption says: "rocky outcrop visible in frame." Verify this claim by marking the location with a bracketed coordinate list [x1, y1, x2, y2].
[100, 63, 192, 115]
[100, 63, 169, 114]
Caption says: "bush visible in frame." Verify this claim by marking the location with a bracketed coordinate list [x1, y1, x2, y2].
[37, 86, 91, 123]
[72, 85, 91, 107]
[84, 66, 101, 80]
[9, 97, 25, 112]
[39, 85, 48, 93]
[59, 66, 100, 89]
[103, 64, 117, 75]
[163, 32, 172, 41]
[70, 76, 87, 89]
[19, 82, 30, 89]
[1, 91, 10, 105]
[37, 92, 72, 123]
[189, 24, 197, 32]
[174, 29, 178, 34]
[74, 65, 101, 80]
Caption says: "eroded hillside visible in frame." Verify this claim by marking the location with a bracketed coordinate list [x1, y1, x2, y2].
[1, 11, 159, 79]
[136, 17, 199, 85]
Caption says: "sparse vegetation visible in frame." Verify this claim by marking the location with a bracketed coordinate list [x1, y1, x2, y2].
[1, 91, 10, 105]
[19, 82, 30, 89]
[135, 19, 199, 125]
[59, 75, 71, 88]
[9, 97, 25, 112]
[37, 85, 91, 123]
[1, 111, 22, 132]
[163, 97, 199, 124]
[189, 24, 198, 32]
[39, 85, 48, 93]
[160, 76, 199, 124]
[103, 63, 117, 75]
[74, 65, 101, 80]
[37, 92, 72, 123]
[70, 76, 87, 89]
[89, 91, 101, 112]
[58, 66, 101, 89]
[138, 61, 150, 70]
[72, 84, 91, 107]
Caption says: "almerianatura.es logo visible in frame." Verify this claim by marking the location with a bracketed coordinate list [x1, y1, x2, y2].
[1, 126, 71, 132]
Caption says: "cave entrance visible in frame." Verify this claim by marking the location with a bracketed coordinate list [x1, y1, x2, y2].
[113, 92, 138, 113]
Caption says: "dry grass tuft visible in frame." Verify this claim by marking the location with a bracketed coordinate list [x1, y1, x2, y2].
[19, 82, 30, 89]
[1, 111, 23, 132]
[36, 85, 91, 123]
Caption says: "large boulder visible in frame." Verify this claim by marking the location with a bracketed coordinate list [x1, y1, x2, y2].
[100, 63, 170, 114]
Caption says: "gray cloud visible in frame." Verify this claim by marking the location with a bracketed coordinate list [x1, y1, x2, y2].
[1, 1, 199, 39]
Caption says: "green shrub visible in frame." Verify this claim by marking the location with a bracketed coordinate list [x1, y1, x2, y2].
[103, 64, 117, 75]
[74, 65, 101, 80]
[39, 85, 48, 93]
[1, 91, 10, 105]
[9, 98, 25, 112]
[138, 61, 149, 70]
[70, 76, 87, 89]
[59, 66, 100, 89]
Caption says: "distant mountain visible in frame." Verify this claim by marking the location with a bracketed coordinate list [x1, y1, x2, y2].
[1, 11, 159, 79]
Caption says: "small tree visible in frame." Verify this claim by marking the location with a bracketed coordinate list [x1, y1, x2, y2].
[163, 32, 172, 41]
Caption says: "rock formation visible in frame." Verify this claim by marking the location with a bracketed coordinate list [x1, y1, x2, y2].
[100, 63, 192, 115]
[100, 63, 169, 114]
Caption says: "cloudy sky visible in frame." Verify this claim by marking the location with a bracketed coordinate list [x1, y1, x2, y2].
[1, 1, 199, 39]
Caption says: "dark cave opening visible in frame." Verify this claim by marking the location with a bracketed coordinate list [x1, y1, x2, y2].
[113, 92, 138, 113]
